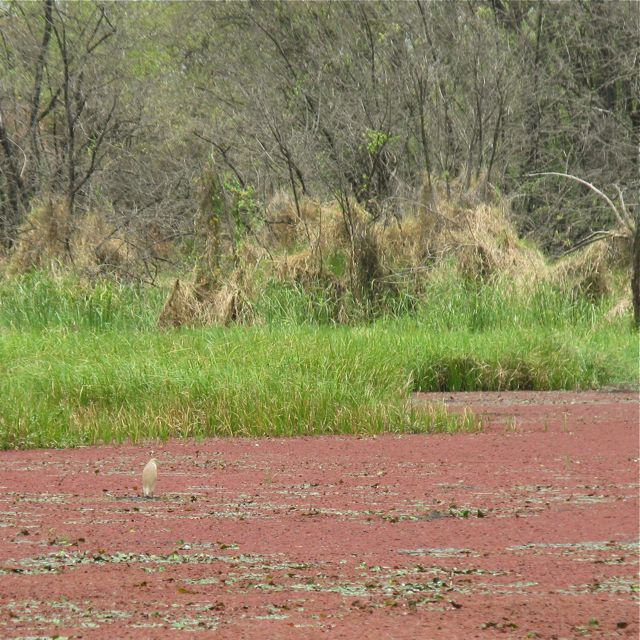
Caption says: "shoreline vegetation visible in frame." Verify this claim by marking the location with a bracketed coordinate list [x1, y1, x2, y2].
[0, 236, 635, 449]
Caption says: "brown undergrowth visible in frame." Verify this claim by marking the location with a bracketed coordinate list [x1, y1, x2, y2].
[4, 197, 170, 282]
[1, 189, 631, 328]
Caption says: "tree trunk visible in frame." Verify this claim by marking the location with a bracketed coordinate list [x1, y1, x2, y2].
[0, 115, 25, 246]
[632, 220, 640, 329]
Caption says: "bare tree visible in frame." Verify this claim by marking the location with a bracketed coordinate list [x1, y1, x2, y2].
[0, 1, 122, 244]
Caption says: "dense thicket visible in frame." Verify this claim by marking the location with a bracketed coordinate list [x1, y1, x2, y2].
[1, 0, 637, 255]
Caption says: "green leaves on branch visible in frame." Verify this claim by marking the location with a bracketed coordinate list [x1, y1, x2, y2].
[223, 177, 260, 232]
[365, 129, 391, 157]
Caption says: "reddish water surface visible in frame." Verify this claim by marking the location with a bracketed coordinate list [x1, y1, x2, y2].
[0, 391, 637, 639]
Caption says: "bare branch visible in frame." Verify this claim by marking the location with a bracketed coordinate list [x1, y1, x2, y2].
[26, 0, 53, 139]
[73, 95, 118, 196]
[613, 184, 634, 229]
[561, 230, 625, 256]
[527, 172, 633, 233]
[193, 132, 246, 188]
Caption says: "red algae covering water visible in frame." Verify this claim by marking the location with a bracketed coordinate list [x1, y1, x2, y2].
[0, 392, 637, 639]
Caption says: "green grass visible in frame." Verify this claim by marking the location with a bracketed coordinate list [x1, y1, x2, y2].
[0, 322, 635, 449]
[251, 268, 622, 330]
[0, 325, 478, 448]
[0, 271, 165, 330]
[0, 271, 636, 449]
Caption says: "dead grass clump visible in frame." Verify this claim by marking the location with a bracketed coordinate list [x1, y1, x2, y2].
[158, 279, 200, 328]
[604, 297, 632, 323]
[74, 211, 132, 277]
[265, 196, 547, 301]
[449, 204, 546, 282]
[275, 249, 320, 283]
[264, 192, 324, 249]
[148, 222, 174, 261]
[457, 243, 499, 281]
[353, 226, 387, 298]
[7, 198, 72, 274]
[377, 202, 547, 284]
[377, 216, 434, 269]
[552, 240, 627, 301]
[158, 268, 253, 329]
[214, 266, 255, 325]
[7, 199, 138, 279]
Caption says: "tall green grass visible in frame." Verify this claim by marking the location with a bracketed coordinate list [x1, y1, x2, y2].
[0, 271, 635, 449]
[0, 272, 165, 330]
[0, 326, 476, 448]
[251, 269, 619, 330]
[0, 322, 635, 449]
[0, 269, 626, 332]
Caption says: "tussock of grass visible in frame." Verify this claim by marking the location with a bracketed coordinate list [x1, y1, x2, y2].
[0, 316, 635, 449]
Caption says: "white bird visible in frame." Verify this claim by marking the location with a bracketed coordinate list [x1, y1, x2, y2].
[142, 458, 158, 498]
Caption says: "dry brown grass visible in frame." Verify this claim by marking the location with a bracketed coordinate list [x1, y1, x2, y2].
[74, 211, 131, 276]
[258, 192, 556, 311]
[450, 204, 547, 282]
[275, 248, 319, 282]
[604, 297, 632, 323]
[158, 266, 254, 328]
[376, 200, 547, 285]
[263, 191, 326, 250]
[552, 237, 631, 301]
[249, 192, 555, 305]
[158, 279, 199, 328]
[159, 189, 632, 327]
[7, 198, 72, 275]
[11, 189, 626, 329]
[6, 198, 136, 279]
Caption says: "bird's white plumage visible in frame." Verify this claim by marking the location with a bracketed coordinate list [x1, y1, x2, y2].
[142, 458, 158, 497]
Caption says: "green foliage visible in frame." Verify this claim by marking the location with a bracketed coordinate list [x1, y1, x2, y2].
[0, 325, 476, 449]
[326, 251, 347, 278]
[407, 331, 617, 392]
[0, 317, 633, 449]
[0, 270, 635, 449]
[365, 129, 391, 156]
[223, 176, 260, 233]
[252, 281, 345, 326]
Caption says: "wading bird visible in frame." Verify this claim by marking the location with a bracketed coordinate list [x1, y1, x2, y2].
[142, 458, 158, 498]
